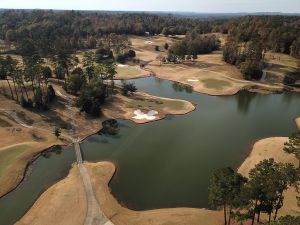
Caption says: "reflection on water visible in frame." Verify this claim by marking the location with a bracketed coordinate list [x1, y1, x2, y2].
[235, 91, 257, 114]
[81, 77, 300, 210]
[172, 82, 193, 93]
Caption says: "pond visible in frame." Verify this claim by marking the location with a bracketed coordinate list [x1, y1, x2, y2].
[0, 77, 299, 224]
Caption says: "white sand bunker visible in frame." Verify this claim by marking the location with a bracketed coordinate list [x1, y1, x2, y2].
[145, 41, 153, 44]
[187, 79, 199, 82]
[132, 109, 158, 120]
[117, 64, 128, 67]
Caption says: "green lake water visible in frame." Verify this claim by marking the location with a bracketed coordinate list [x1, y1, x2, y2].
[0, 77, 300, 224]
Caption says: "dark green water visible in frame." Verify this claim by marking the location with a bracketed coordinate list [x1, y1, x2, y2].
[0, 146, 75, 225]
[82, 77, 300, 210]
[0, 77, 300, 224]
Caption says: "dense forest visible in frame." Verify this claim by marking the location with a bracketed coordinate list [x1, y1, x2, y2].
[222, 16, 300, 57]
[0, 10, 299, 58]
[0, 10, 224, 56]
[0, 10, 299, 111]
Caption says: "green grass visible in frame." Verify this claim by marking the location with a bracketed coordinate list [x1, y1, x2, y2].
[201, 78, 232, 90]
[117, 66, 144, 78]
[0, 144, 31, 177]
[127, 97, 185, 111]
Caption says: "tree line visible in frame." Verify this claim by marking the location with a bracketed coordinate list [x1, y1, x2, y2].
[220, 16, 300, 59]
[209, 131, 300, 225]
[0, 10, 222, 56]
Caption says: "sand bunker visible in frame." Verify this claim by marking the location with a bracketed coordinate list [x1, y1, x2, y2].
[132, 110, 158, 120]
[187, 79, 199, 82]
[145, 41, 153, 45]
[117, 64, 128, 67]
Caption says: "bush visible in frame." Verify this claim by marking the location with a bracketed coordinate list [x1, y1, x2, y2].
[128, 50, 136, 58]
[121, 81, 137, 96]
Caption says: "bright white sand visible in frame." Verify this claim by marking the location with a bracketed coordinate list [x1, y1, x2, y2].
[187, 79, 199, 82]
[117, 64, 128, 67]
[132, 110, 158, 120]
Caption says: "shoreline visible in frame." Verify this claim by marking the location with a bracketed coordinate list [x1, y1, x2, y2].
[13, 114, 300, 225]
[0, 89, 196, 198]
[0, 144, 70, 199]
[116, 72, 300, 97]
[2, 76, 299, 224]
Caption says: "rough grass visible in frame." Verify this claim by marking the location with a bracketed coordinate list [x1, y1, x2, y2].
[265, 52, 299, 68]
[0, 144, 31, 178]
[201, 78, 232, 90]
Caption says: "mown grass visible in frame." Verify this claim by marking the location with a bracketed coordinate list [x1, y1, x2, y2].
[116, 66, 144, 78]
[127, 96, 185, 111]
[0, 144, 31, 178]
[201, 78, 232, 90]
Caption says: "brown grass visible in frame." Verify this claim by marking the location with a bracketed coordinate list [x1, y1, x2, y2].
[16, 165, 86, 225]
[238, 137, 300, 216]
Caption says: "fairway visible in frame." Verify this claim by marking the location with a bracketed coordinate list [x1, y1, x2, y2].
[0, 144, 31, 178]
[116, 65, 146, 78]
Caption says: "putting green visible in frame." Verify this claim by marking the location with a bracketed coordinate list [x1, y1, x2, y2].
[201, 78, 232, 90]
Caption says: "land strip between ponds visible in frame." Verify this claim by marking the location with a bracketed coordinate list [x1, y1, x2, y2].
[0, 91, 115, 225]
[61, 90, 115, 225]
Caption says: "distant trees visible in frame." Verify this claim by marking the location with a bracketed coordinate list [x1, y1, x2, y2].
[221, 16, 300, 58]
[116, 49, 136, 64]
[223, 39, 264, 80]
[209, 159, 299, 225]
[167, 34, 220, 63]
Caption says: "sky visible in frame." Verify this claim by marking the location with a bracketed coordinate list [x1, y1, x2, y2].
[1, 0, 300, 13]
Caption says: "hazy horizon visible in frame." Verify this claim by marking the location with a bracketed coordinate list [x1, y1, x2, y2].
[1, 0, 300, 14]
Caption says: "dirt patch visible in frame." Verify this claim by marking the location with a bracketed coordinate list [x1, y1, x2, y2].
[16, 165, 86, 225]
